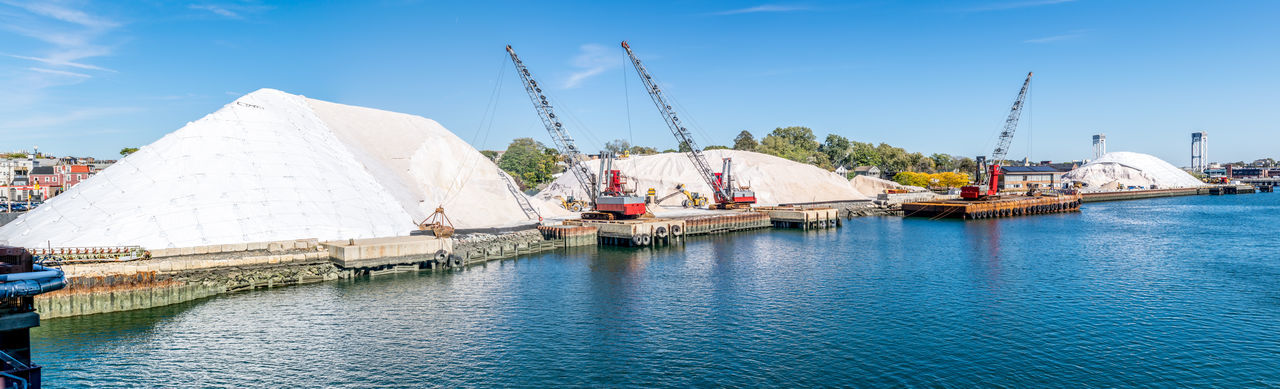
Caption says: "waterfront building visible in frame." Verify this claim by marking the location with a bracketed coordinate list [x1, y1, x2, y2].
[851, 166, 882, 179]
[999, 166, 1067, 190]
[28, 167, 58, 201]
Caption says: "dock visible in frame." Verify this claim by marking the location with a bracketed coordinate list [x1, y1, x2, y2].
[563, 218, 687, 247]
[753, 206, 842, 229]
[320, 235, 455, 272]
[1209, 185, 1256, 195]
[902, 193, 1082, 219]
[1080, 187, 1206, 202]
[682, 212, 772, 234]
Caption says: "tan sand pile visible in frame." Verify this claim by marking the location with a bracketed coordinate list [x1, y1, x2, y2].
[848, 175, 924, 197]
[536, 150, 870, 206]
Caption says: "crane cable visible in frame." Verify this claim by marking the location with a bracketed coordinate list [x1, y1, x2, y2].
[624, 62, 634, 146]
[439, 54, 508, 205]
[1027, 79, 1033, 164]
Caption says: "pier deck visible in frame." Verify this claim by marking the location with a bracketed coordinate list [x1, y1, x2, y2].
[902, 193, 1082, 220]
[563, 218, 686, 247]
[321, 236, 453, 270]
[753, 206, 841, 229]
[1080, 187, 1205, 202]
[1209, 185, 1256, 195]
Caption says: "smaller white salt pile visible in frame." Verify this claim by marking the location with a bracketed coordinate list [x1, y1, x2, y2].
[1063, 151, 1203, 191]
[536, 150, 870, 206]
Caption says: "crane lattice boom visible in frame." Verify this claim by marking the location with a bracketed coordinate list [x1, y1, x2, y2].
[505, 45, 598, 203]
[620, 41, 731, 203]
[991, 71, 1033, 163]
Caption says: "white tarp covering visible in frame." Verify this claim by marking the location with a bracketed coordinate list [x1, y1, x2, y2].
[536, 150, 870, 206]
[0, 89, 562, 249]
[1063, 151, 1203, 191]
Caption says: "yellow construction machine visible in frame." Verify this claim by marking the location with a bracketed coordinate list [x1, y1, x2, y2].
[652, 184, 708, 208]
[554, 195, 590, 212]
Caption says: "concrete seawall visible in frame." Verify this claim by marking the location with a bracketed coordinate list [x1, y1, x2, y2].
[33, 230, 563, 319]
[34, 249, 343, 319]
[33, 211, 869, 319]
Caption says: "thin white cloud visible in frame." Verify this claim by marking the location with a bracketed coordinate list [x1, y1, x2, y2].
[563, 44, 622, 89]
[0, 0, 119, 29]
[0, 1, 120, 78]
[0, 1, 125, 138]
[27, 67, 91, 78]
[713, 4, 813, 15]
[0, 107, 142, 130]
[1024, 29, 1089, 43]
[189, 4, 241, 19]
[967, 0, 1076, 12]
[187, 2, 274, 20]
[7, 53, 114, 72]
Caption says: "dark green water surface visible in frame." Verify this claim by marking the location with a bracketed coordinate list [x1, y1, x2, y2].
[32, 194, 1280, 387]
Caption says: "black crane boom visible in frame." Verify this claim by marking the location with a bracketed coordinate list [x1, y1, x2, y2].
[991, 71, 1033, 163]
[505, 45, 598, 203]
[620, 40, 732, 203]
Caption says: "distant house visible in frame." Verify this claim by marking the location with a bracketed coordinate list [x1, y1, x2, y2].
[999, 166, 1067, 190]
[4, 176, 31, 202]
[56, 165, 92, 191]
[834, 165, 849, 177]
[28, 166, 60, 200]
[852, 166, 882, 179]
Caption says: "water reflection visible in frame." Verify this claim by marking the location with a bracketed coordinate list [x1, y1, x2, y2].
[30, 194, 1280, 387]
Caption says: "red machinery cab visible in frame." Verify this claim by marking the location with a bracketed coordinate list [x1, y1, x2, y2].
[713, 158, 757, 206]
[961, 164, 1003, 200]
[592, 168, 647, 218]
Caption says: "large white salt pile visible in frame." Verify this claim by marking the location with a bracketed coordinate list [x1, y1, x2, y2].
[536, 150, 870, 206]
[1063, 151, 1203, 190]
[0, 88, 564, 249]
[848, 175, 924, 197]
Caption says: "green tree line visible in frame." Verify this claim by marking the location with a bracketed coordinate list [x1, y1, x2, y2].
[486, 127, 974, 190]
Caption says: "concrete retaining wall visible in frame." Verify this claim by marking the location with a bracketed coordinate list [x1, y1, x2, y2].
[34, 250, 340, 319]
[454, 230, 557, 264]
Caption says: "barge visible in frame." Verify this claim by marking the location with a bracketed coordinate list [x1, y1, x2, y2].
[902, 193, 1082, 220]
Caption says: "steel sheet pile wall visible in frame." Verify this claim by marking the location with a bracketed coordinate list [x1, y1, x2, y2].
[683, 212, 771, 235]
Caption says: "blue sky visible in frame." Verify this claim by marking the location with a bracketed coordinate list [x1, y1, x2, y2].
[1, 0, 1276, 165]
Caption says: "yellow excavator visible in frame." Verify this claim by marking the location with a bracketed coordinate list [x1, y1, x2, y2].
[554, 195, 590, 212]
[652, 184, 708, 208]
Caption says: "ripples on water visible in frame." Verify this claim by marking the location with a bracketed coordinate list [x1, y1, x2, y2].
[32, 194, 1280, 387]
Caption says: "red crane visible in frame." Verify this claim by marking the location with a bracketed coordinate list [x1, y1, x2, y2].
[962, 71, 1033, 200]
[620, 40, 756, 208]
[506, 45, 646, 219]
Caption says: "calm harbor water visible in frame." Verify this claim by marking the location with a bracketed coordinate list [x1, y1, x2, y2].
[32, 193, 1280, 387]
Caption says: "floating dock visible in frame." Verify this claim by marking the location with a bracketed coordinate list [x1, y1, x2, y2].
[1209, 185, 1256, 195]
[1080, 187, 1206, 202]
[321, 235, 455, 272]
[753, 206, 841, 229]
[902, 193, 1082, 219]
[536, 225, 599, 248]
[683, 212, 772, 234]
[563, 218, 686, 247]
